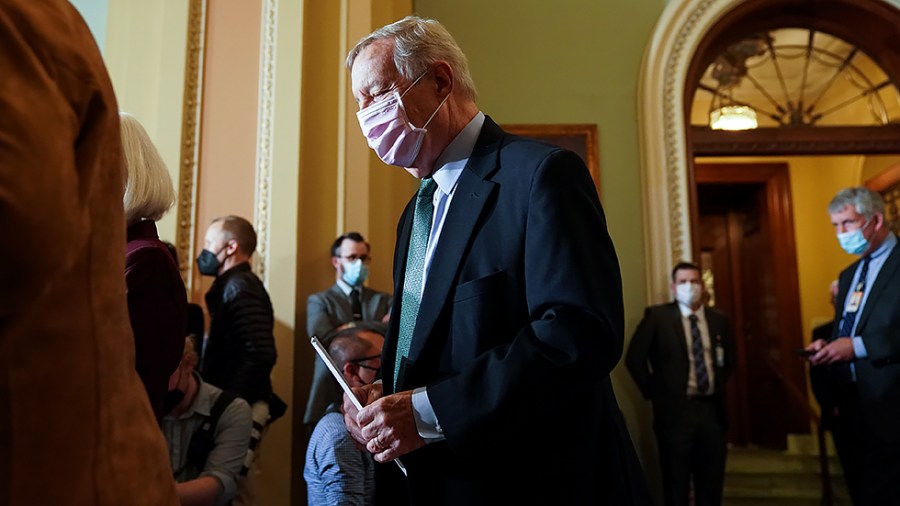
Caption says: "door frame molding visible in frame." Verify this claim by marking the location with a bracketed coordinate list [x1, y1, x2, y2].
[695, 163, 808, 441]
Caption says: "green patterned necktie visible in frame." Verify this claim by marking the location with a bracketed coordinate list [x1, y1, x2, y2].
[394, 177, 438, 388]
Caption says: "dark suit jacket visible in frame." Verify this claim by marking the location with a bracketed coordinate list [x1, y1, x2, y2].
[304, 284, 391, 425]
[382, 117, 650, 505]
[809, 320, 838, 428]
[625, 302, 735, 432]
[306, 283, 392, 340]
[833, 239, 900, 441]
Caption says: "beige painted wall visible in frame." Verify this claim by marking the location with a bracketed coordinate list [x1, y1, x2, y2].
[293, 1, 413, 502]
[105, 0, 189, 243]
[862, 154, 900, 183]
[192, 0, 262, 303]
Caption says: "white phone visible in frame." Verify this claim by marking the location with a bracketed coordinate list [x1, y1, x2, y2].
[310, 336, 407, 476]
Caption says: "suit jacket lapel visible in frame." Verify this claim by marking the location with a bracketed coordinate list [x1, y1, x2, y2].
[405, 117, 504, 363]
[832, 263, 856, 340]
[327, 284, 351, 319]
[669, 303, 689, 359]
[855, 240, 900, 333]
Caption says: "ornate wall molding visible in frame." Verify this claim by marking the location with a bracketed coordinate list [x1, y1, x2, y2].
[175, 0, 209, 292]
[254, 0, 277, 284]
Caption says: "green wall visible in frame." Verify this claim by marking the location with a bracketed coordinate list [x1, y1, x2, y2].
[415, 0, 667, 494]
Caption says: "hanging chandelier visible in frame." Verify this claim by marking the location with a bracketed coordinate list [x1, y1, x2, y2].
[710, 104, 758, 130]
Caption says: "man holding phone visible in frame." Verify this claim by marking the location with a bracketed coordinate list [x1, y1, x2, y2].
[806, 187, 900, 506]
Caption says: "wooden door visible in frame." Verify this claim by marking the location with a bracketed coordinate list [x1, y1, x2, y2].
[694, 164, 809, 449]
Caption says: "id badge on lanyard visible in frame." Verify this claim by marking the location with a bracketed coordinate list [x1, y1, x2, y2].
[845, 279, 865, 313]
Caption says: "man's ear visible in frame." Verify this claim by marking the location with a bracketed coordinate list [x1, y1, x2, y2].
[431, 60, 454, 96]
[342, 362, 361, 387]
[331, 256, 342, 271]
[226, 239, 240, 256]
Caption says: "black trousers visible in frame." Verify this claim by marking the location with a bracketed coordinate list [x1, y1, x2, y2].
[655, 397, 726, 506]
[835, 384, 900, 506]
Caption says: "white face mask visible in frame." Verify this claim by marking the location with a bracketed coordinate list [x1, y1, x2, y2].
[675, 282, 703, 307]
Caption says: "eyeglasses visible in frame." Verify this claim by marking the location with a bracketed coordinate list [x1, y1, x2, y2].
[342, 254, 371, 264]
[349, 354, 381, 372]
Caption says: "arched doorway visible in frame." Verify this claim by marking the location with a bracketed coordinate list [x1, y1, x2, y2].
[638, 0, 900, 301]
[640, 0, 900, 449]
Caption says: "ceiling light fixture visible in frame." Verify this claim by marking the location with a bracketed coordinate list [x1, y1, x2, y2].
[710, 104, 758, 131]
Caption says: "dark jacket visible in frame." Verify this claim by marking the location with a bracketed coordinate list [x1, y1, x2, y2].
[203, 262, 276, 404]
[626, 302, 735, 431]
[382, 117, 650, 505]
[126, 220, 188, 422]
[833, 241, 900, 442]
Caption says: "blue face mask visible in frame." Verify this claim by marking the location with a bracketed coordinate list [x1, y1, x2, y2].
[342, 259, 369, 287]
[837, 220, 870, 255]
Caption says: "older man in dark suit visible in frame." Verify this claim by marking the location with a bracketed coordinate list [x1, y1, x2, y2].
[626, 262, 735, 506]
[806, 187, 900, 506]
[340, 15, 650, 506]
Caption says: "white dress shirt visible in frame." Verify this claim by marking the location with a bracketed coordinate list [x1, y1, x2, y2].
[677, 303, 716, 395]
[409, 112, 486, 442]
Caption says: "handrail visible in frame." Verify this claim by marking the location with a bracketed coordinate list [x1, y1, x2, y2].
[764, 357, 833, 506]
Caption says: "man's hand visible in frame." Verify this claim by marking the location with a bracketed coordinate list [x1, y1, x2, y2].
[343, 383, 383, 447]
[809, 337, 855, 366]
[358, 391, 425, 463]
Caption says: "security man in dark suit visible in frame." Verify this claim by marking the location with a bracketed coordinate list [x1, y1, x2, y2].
[626, 262, 735, 506]
[806, 187, 900, 506]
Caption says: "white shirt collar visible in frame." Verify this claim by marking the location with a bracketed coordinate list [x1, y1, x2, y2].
[431, 111, 485, 196]
[678, 302, 706, 320]
[336, 278, 353, 296]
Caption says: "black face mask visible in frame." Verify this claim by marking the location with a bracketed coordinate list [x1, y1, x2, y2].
[196, 249, 221, 276]
[163, 388, 186, 415]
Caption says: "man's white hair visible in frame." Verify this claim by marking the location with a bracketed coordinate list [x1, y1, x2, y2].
[346, 15, 477, 101]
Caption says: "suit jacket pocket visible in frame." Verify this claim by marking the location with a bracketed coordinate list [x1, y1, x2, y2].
[450, 270, 508, 367]
[454, 270, 506, 303]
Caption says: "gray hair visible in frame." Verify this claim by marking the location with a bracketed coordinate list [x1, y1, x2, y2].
[346, 16, 477, 101]
[828, 187, 885, 220]
[120, 112, 176, 226]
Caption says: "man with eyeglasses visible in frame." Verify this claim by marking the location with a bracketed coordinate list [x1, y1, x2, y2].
[304, 327, 384, 506]
[805, 187, 900, 505]
[304, 232, 393, 427]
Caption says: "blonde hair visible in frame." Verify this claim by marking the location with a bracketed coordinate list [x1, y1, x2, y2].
[120, 112, 176, 225]
[346, 16, 477, 101]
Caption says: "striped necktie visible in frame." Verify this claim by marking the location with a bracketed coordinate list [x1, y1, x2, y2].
[394, 178, 438, 388]
[689, 314, 710, 394]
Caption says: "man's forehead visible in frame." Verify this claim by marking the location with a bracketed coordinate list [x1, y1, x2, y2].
[830, 204, 861, 220]
[352, 41, 399, 90]
[340, 238, 368, 251]
[205, 222, 222, 237]
[674, 268, 700, 281]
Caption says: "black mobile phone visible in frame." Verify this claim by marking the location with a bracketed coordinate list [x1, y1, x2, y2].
[793, 348, 815, 357]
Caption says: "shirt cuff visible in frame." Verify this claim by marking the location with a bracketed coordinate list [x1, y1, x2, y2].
[411, 387, 445, 443]
[852, 336, 868, 359]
